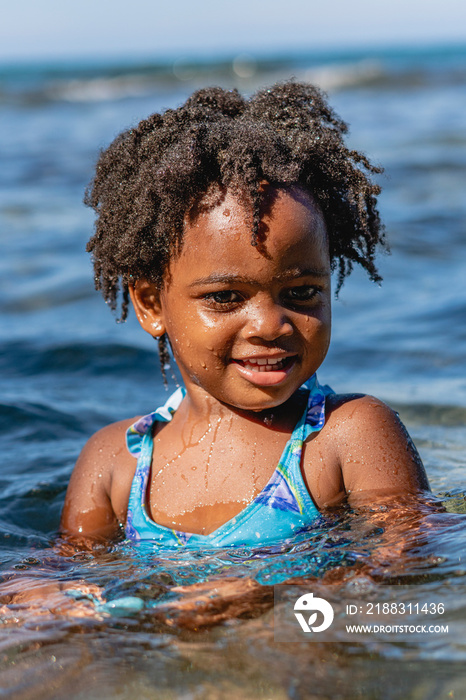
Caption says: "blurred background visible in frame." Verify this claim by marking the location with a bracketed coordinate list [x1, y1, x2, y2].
[1, 0, 466, 60]
[0, 0, 465, 520]
[0, 2, 466, 697]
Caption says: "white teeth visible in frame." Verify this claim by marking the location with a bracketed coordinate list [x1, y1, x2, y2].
[244, 357, 283, 365]
[239, 357, 289, 371]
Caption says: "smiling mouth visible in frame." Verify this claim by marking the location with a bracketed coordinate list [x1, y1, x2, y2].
[233, 357, 295, 372]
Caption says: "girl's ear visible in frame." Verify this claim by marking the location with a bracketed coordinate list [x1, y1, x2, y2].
[129, 280, 166, 338]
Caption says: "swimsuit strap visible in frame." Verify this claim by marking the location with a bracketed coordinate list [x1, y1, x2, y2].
[252, 375, 333, 517]
[126, 385, 186, 457]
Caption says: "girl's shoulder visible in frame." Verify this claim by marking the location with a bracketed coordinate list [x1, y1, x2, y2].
[79, 416, 145, 490]
[80, 417, 139, 467]
[323, 392, 425, 452]
[304, 392, 429, 507]
[325, 391, 398, 427]
[60, 417, 141, 539]
[322, 391, 415, 459]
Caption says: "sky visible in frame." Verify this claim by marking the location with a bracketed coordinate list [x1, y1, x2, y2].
[1, 0, 466, 63]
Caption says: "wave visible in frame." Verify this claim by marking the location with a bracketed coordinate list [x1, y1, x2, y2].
[0, 340, 155, 378]
[391, 402, 466, 427]
[0, 400, 82, 439]
[1, 45, 465, 105]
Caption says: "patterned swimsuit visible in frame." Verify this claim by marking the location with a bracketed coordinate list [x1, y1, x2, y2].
[125, 375, 333, 548]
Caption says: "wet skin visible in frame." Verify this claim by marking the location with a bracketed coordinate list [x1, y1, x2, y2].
[131, 186, 332, 414]
[126, 186, 332, 531]
[61, 186, 429, 539]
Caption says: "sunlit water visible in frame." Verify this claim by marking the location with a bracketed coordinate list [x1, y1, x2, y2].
[0, 45, 465, 699]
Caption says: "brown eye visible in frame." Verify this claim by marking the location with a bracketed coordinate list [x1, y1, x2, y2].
[203, 290, 244, 309]
[285, 286, 319, 302]
[210, 291, 242, 304]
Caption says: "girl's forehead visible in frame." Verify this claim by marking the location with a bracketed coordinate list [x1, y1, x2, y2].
[187, 185, 326, 239]
[173, 185, 330, 279]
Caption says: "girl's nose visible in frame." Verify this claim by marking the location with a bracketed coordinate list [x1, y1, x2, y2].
[241, 298, 294, 341]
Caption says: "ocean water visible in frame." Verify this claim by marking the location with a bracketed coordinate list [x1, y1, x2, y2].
[0, 44, 465, 698]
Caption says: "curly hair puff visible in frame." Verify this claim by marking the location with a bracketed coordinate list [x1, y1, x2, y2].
[85, 81, 385, 374]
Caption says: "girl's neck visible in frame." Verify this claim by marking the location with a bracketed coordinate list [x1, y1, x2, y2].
[175, 384, 306, 435]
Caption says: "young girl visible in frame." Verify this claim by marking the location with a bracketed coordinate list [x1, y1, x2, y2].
[61, 81, 429, 547]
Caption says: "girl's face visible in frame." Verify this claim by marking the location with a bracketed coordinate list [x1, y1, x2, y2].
[133, 186, 331, 412]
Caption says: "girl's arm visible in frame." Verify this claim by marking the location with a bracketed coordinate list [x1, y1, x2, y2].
[310, 395, 435, 569]
[325, 394, 429, 505]
[60, 419, 137, 541]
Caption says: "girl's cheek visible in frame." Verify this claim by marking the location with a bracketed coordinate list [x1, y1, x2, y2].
[196, 309, 217, 326]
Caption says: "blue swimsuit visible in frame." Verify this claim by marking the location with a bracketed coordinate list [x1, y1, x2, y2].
[125, 375, 333, 548]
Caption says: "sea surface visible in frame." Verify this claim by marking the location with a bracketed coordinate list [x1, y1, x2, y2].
[0, 44, 465, 699]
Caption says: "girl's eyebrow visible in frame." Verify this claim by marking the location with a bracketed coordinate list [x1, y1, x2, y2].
[274, 266, 330, 281]
[188, 267, 329, 287]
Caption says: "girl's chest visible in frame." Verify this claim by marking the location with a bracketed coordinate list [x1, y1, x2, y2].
[148, 429, 289, 533]
[145, 420, 343, 534]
